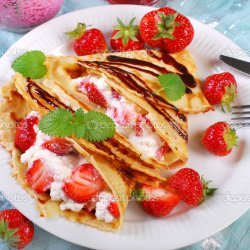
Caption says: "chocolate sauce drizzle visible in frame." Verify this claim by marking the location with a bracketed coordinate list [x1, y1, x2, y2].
[25, 78, 159, 173]
[26, 78, 73, 111]
[83, 61, 188, 141]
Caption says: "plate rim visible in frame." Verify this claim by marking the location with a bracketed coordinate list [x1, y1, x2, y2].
[0, 4, 249, 250]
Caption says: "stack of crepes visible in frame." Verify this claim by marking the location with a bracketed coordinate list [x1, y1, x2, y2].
[0, 49, 212, 231]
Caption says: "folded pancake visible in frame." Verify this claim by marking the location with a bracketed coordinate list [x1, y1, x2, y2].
[44, 53, 190, 171]
[11, 74, 165, 182]
[0, 78, 145, 232]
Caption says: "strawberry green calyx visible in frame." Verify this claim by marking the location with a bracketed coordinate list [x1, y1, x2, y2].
[0, 219, 20, 248]
[65, 23, 87, 39]
[153, 12, 180, 40]
[132, 189, 148, 201]
[112, 17, 139, 46]
[222, 84, 237, 113]
[201, 177, 217, 203]
[223, 126, 238, 151]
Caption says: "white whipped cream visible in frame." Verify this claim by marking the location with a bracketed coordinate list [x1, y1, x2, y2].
[21, 121, 86, 209]
[95, 192, 115, 223]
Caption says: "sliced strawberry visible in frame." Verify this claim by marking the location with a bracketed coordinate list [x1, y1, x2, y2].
[135, 115, 144, 136]
[144, 115, 155, 131]
[26, 159, 54, 194]
[111, 107, 130, 126]
[135, 115, 155, 136]
[134, 184, 180, 217]
[42, 138, 73, 156]
[84, 83, 107, 108]
[15, 115, 38, 153]
[111, 88, 121, 100]
[63, 164, 105, 203]
[108, 201, 120, 218]
[156, 143, 170, 160]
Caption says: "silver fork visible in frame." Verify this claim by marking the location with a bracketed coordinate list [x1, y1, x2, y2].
[230, 105, 250, 129]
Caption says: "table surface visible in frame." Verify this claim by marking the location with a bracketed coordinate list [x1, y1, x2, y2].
[0, 0, 250, 249]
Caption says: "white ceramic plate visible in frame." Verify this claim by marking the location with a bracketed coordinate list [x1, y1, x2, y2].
[0, 5, 249, 250]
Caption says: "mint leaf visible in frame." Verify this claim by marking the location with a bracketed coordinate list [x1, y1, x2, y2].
[38, 108, 115, 142]
[39, 108, 73, 137]
[158, 73, 185, 101]
[12, 50, 47, 79]
[82, 111, 116, 142]
[72, 108, 86, 139]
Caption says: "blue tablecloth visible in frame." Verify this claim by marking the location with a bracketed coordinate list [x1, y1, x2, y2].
[0, 0, 249, 249]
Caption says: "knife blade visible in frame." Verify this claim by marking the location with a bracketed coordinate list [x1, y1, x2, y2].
[219, 55, 250, 76]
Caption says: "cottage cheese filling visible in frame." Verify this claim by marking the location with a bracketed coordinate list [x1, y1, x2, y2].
[76, 76, 165, 159]
[21, 113, 115, 222]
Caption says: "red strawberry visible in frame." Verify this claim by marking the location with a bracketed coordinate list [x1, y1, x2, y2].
[111, 107, 130, 126]
[26, 159, 54, 194]
[203, 72, 237, 112]
[111, 87, 121, 100]
[134, 184, 180, 217]
[63, 164, 105, 203]
[42, 138, 73, 156]
[110, 17, 144, 52]
[0, 209, 34, 249]
[156, 143, 170, 160]
[15, 115, 38, 152]
[135, 115, 155, 136]
[108, 201, 120, 218]
[84, 82, 107, 108]
[139, 7, 194, 53]
[66, 23, 107, 56]
[167, 168, 217, 205]
[202, 122, 238, 156]
[135, 115, 144, 136]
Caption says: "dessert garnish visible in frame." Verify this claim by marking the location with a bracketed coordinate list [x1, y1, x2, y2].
[12, 50, 47, 79]
[156, 73, 186, 101]
[202, 122, 238, 156]
[39, 108, 116, 142]
[110, 17, 144, 52]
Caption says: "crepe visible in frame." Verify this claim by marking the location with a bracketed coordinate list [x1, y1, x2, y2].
[0, 78, 145, 232]
[43, 51, 193, 171]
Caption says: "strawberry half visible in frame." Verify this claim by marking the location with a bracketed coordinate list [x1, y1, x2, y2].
[167, 168, 217, 205]
[108, 201, 120, 218]
[63, 164, 105, 203]
[84, 82, 108, 108]
[110, 17, 144, 52]
[42, 138, 73, 156]
[134, 184, 180, 217]
[15, 115, 38, 153]
[203, 72, 237, 112]
[26, 159, 54, 194]
[0, 209, 34, 249]
[156, 143, 170, 160]
[202, 121, 238, 156]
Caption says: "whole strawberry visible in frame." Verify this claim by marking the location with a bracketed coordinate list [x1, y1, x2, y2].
[133, 184, 180, 217]
[167, 168, 217, 205]
[202, 122, 238, 156]
[66, 23, 107, 56]
[110, 17, 144, 52]
[203, 72, 237, 112]
[139, 7, 194, 53]
[0, 209, 34, 249]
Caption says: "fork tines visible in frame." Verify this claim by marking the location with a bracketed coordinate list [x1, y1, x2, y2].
[231, 105, 250, 121]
